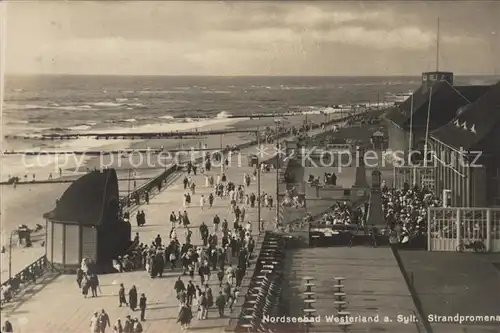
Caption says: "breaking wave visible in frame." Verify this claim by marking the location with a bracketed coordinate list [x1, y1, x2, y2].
[92, 102, 123, 107]
[216, 111, 232, 119]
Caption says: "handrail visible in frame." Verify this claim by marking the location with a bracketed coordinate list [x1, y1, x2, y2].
[1, 255, 57, 305]
[119, 164, 179, 212]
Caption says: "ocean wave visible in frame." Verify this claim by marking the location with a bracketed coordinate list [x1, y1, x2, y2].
[47, 127, 69, 132]
[68, 124, 93, 131]
[158, 115, 174, 120]
[116, 98, 129, 102]
[92, 102, 123, 107]
[280, 86, 315, 90]
[202, 90, 230, 94]
[123, 118, 137, 123]
[58, 105, 93, 111]
[9, 104, 94, 111]
[216, 111, 232, 119]
[138, 90, 185, 94]
[125, 103, 146, 108]
[6, 120, 29, 125]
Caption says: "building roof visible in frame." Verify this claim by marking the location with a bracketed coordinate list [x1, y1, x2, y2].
[43, 169, 119, 225]
[431, 81, 500, 150]
[385, 81, 489, 130]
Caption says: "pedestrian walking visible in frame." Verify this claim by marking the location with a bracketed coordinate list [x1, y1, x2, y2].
[89, 274, 100, 297]
[112, 319, 123, 333]
[119, 283, 128, 307]
[2, 320, 13, 333]
[98, 309, 110, 333]
[129, 285, 138, 311]
[215, 291, 226, 317]
[90, 312, 100, 333]
[139, 293, 147, 321]
[132, 318, 143, 333]
[200, 195, 205, 210]
[123, 316, 133, 333]
[177, 304, 193, 330]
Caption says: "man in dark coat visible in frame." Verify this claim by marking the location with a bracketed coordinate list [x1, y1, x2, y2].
[174, 277, 185, 294]
[98, 309, 110, 333]
[199, 222, 209, 246]
[129, 285, 138, 311]
[119, 283, 128, 307]
[123, 315, 133, 333]
[215, 291, 226, 317]
[154, 234, 162, 248]
[235, 266, 244, 287]
[177, 304, 193, 330]
[170, 211, 177, 228]
[186, 280, 196, 306]
[139, 293, 147, 321]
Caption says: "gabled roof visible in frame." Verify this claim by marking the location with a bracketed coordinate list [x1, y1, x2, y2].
[43, 169, 119, 225]
[431, 81, 500, 150]
[385, 81, 489, 130]
[455, 85, 491, 103]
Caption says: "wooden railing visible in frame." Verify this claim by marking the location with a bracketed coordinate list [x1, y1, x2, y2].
[1, 255, 57, 305]
[119, 164, 180, 212]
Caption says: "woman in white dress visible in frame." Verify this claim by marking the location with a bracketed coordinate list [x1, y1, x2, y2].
[200, 195, 205, 210]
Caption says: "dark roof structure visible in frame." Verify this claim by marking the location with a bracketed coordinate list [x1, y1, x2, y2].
[385, 81, 490, 130]
[432, 81, 500, 151]
[43, 169, 119, 225]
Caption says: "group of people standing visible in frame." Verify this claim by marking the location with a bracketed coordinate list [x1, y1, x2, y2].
[382, 181, 440, 243]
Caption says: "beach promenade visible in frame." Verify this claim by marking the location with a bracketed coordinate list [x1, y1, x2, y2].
[1, 142, 280, 333]
[1, 112, 338, 282]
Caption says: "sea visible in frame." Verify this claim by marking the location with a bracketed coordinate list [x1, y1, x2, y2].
[1, 74, 499, 178]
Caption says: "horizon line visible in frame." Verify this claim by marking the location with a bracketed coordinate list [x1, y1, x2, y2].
[4, 73, 500, 78]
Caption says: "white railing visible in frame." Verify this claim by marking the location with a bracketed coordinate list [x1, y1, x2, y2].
[428, 207, 500, 252]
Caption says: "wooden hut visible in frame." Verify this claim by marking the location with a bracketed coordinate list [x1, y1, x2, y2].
[43, 169, 131, 272]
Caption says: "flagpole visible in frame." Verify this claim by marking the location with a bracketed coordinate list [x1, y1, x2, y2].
[409, 94, 414, 154]
[424, 86, 433, 166]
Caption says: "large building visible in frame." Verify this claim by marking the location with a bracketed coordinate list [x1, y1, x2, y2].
[430, 82, 500, 207]
[386, 71, 489, 156]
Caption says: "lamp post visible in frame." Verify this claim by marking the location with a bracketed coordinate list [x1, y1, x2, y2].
[274, 119, 281, 227]
[256, 129, 262, 232]
[127, 168, 131, 206]
[220, 134, 224, 176]
[8, 230, 16, 281]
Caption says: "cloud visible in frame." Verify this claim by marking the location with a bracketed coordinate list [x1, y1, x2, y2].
[203, 25, 478, 51]
[3, 1, 497, 75]
[282, 6, 395, 27]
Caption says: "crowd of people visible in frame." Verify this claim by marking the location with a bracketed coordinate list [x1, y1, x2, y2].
[99, 156, 260, 331]
[281, 186, 304, 209]
[381, 181, 441, 243]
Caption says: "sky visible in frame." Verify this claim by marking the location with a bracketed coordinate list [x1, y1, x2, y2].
[1, 1, 499, 76]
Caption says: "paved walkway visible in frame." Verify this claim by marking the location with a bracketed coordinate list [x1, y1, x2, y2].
[2, 147, 278, 333]
[399, 251, 500, 333]
[283, 247, 421, 333]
